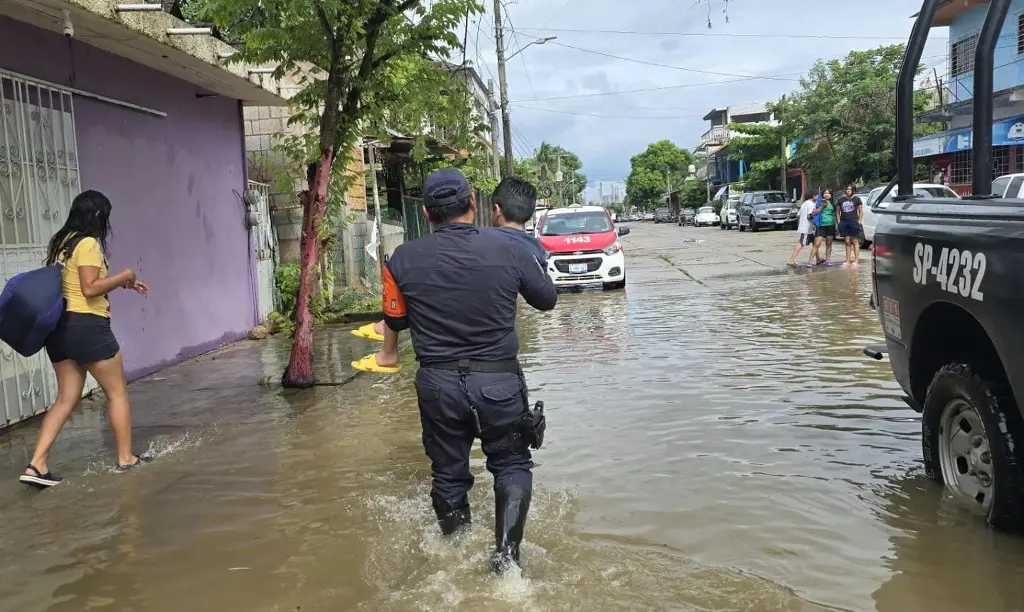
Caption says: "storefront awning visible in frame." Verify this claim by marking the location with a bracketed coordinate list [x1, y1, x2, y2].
[914, 114, 1024, 157]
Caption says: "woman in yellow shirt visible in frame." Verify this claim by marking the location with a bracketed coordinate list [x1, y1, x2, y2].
[19, 190, 151, 488]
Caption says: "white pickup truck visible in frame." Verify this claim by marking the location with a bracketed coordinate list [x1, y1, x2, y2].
[991, 173, 1024, 198]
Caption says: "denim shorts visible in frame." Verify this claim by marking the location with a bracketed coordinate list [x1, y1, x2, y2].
[46, 312, 120, 365]
[839, 221, 861, 239]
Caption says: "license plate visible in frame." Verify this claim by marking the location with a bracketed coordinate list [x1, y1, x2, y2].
[568, 263, 588, 274]
[775, 218, 785, 223]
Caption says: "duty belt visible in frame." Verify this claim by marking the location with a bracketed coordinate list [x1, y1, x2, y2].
[422, 359, 521, 374]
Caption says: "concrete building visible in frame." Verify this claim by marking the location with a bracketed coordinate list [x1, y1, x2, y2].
[914, 0, 1024, 195]
[0, 0, 284, 428]
[697, 102, 806, 200]
[446, 61, 499, 177]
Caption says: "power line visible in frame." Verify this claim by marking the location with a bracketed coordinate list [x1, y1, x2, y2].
[512, 105, 706, 120]
[540, 0, 578, 27]
[517, 26, 950, 41]
[509, 73, 805, 103]
[545, 40, 802, 81]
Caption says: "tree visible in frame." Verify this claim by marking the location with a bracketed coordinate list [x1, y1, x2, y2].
[678, 178, 708, 207]
[726, 121, 787, 191]
[775, 44, 936, 188]
[625, 140, 693, 210]
[197, 0, 481, 388]
[531, 142, 587, 207]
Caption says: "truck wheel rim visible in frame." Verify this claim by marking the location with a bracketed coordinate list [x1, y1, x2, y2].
[938, 398, 994, 511]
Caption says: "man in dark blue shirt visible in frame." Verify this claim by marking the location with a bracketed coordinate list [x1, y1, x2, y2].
[365, 168, 556, 573]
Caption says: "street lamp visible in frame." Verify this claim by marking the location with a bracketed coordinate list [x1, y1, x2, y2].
[507, 36, 557, 61]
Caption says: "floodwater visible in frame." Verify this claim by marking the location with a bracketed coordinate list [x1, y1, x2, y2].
[2, 267, 1024, 611]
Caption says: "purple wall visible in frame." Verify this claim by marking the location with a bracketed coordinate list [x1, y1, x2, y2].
[0, 17, 257, 380]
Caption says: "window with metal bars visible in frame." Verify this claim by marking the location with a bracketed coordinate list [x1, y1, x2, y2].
[951, 35, 978, 78]
[993, 145, 1011, 178]
[1019, 13, 1024, 54]
[950, 150, 972, 185]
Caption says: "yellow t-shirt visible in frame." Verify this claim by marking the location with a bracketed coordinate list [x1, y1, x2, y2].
[60, 237, 110, 318]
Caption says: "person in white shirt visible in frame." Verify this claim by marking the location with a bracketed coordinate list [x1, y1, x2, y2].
[787, 192, 818, 267]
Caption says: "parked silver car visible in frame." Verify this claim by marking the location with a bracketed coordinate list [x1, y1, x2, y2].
[737, 191, 797, 231]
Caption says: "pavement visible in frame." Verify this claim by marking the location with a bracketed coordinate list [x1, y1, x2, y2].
[620, 221, 863, 285]
[0, 325, 376, 494]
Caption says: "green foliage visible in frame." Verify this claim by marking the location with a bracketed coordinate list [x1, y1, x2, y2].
[726, 122, 786, 191]
[274, 264, 329, 335]
[332, 286, 381, 315]
[516, 142, 587, 207]
[195, 0, 481, 166]
[775, 44, 933, 187]
[406, 141, 498, 195]
[626, 140, 693, 210]
[678, 178, 708, 207]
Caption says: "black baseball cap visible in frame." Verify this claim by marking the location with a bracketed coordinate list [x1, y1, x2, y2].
[423, 168, 473, 209]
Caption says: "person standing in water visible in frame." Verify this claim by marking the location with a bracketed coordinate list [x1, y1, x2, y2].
[351, 176, 548, 344]
[810, 188, 837, 267]
[353, 169, 556, 574]
[19, 190, 151, 488]
[836, 184, 864, 267]
[788, 191, 818, 267]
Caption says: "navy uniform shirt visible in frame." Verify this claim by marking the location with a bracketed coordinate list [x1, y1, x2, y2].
[382, 223, 557, 364]
[482, 227, 547, 266]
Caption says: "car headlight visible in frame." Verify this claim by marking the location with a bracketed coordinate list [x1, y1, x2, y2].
[603, 241, 621, 255]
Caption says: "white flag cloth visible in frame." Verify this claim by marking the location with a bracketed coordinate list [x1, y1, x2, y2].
[365, 217, 380, 262]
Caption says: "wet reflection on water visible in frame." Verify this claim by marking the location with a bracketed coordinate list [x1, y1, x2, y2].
[0, 268, 1023, 611]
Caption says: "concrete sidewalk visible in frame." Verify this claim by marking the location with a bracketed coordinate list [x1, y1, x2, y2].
[0, 323, 381, 501]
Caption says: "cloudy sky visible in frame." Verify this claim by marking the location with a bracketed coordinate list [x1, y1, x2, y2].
[463, 0, 950, 200]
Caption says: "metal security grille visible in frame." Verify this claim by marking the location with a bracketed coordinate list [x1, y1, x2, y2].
[1018, 13, 1024, 55]
[950, 150, 973, 185]
[951, 34, 978, 78]
[992, 145, 1011, 178]
[0, 70, 83, 428]
[247, 180, 279, 323]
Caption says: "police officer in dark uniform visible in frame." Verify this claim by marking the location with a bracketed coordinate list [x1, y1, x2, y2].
[373, 168, 557, 573]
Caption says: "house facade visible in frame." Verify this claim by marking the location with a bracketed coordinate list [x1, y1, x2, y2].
[696, 102, 805, 199]
[914, 0, 1024, 195]
[0, 0, 285, 428]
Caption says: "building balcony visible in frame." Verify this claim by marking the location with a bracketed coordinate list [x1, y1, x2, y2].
[701, 125, 728, 147]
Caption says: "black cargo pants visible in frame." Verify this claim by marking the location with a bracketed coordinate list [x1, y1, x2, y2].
[414, 366, 534, 517]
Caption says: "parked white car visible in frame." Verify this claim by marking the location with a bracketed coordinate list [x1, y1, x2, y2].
[694, 206, 720, 227]
[992, 173, 1024, 197]
[719, 200, 738, 229]
[862, 183, 959, 245]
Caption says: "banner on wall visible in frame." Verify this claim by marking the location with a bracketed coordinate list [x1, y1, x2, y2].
[913, 114, 1024, 158]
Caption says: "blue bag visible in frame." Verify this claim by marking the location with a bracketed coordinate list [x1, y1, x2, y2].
[0, 237, 83, 357]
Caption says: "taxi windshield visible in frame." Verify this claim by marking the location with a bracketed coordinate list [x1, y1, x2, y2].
[541, 212, 613, 236]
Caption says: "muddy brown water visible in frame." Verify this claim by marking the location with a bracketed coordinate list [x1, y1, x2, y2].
[1, 268, 1024, 611]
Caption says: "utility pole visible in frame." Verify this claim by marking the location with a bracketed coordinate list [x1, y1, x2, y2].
[487, 79, 501, 179]
[665, 167, 672, 207]
[781, 134, 788, 197]
[493, 0, 514, 176]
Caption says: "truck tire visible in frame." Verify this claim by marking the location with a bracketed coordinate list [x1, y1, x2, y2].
[922, 363, 1024, 533]
[749, 217, 759, 232]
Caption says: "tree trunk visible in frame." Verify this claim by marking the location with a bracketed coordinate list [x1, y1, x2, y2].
[281, 150, 334, 388]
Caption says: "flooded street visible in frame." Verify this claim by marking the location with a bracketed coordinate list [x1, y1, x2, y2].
[2, 224, 1024, 611]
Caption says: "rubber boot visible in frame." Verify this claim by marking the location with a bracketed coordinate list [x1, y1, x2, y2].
[492, 483, 531, 574]
[432, 490, 471, 536]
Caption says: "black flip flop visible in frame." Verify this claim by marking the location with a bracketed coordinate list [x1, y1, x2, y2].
[116, 454, 152, 472]
[19, 464, 63, 488]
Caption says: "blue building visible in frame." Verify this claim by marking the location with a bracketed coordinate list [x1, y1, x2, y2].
[914, 0, 1024, 194]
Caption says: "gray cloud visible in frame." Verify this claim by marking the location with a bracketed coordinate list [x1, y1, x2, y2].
[467, 0, 949, 200]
